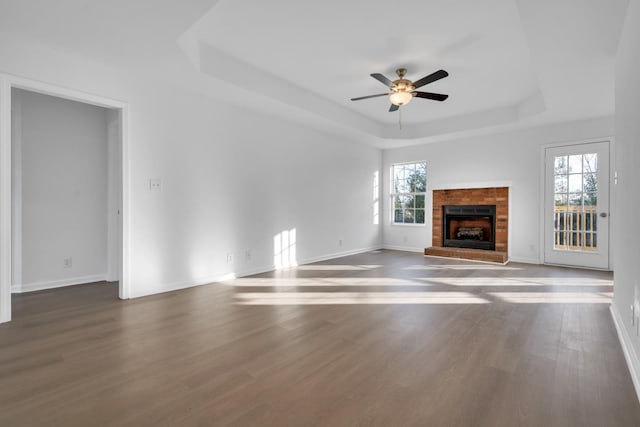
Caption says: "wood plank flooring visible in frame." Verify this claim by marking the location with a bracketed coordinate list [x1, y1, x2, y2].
[1, 250, 639, 426]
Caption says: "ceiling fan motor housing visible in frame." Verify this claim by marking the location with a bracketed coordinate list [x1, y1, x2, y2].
[391, 79, 415, 93]
[391, 69, 415, 94]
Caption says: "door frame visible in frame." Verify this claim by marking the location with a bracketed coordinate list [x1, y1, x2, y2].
[539, 137, 614, 270]
[0, 73, 131, 323]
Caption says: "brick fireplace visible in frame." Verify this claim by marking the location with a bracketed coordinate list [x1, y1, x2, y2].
[425, 187, 508, 263]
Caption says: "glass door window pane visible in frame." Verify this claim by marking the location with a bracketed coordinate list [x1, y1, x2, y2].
[553, 153, 598, 251]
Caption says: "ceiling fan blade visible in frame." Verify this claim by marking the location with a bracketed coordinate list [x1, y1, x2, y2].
[413, 91, 449, 101]
[370, 73, 394, 87]
[389, 104, 399, 112]
[350, 93, 389, 101]
[412, 70, 449, 89]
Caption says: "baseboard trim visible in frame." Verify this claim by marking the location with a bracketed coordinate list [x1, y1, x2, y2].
[543, 262, 612, 272]
[129, 246, 384, 298]
[299, 245, 384, 265]
[382, 245, 424, 253]
[235, 264, 276, 278]
[610, 304, 640, 403]
[508, 256, 540, 264]
[15, 274, 107, 293]
[231, 246, 383, 280]
[130, 272, 238, 299]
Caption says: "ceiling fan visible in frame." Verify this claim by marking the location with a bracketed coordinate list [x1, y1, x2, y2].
[351, 68, 449, 112]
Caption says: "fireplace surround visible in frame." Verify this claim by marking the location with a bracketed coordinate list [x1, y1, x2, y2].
[425, 187, 508, 263]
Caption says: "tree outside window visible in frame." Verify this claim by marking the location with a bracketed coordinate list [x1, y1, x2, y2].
[391, 161, 426, 224]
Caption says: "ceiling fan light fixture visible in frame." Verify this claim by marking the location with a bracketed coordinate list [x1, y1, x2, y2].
[389, 91, 413, 106]
[351, 68, 448, 111]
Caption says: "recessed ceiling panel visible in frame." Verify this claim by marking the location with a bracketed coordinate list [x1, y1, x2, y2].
[194, 0, 539, 125]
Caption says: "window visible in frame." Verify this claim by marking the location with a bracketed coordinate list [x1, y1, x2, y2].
[553, 153, 598, 251]
[391, 161, 426, 224]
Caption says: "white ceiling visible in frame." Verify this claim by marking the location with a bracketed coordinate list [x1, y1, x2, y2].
[0, 0, 630, 145]
[193, 0, 538, 125]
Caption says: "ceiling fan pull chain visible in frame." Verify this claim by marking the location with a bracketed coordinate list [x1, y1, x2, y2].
[399, 106, 402, 130]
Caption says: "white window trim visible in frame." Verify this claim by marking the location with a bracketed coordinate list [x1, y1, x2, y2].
[390, 160, 427, 226]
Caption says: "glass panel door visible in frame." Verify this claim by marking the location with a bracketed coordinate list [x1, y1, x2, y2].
[544, 142, 609, 269]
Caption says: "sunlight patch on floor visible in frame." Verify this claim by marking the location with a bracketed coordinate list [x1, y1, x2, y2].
[225, 277, 418, 287]
[404, 264, 522, 271]
[294, 265, 383, 271]
[420, 277, 613, 287]
[235, 291, 489, 305]
[224, 275, 612, 289]
[488, 291, 612, 303]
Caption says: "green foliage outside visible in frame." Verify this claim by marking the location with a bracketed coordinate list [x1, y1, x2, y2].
[392, 162, 426, 224]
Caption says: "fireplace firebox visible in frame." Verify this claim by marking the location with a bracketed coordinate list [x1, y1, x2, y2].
[443, 205, 496, 250]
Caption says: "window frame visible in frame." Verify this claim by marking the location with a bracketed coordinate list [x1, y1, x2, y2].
[389, 160, 427, 226]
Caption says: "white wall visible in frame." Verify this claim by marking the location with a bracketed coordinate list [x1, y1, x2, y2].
[125, 84, 382, 297]
[612, 0, 640, 399]
[381, 117, 614, 262]
[12, 89, 110, 291]
[0, 37, 381, 302]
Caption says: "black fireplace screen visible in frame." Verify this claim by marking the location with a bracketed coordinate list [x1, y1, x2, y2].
[443, 205, 496, 250]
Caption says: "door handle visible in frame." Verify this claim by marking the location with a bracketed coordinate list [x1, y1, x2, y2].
[599, 212, 608, 218]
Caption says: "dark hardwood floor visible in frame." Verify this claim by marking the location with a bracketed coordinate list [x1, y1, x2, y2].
[1, 250, 639, 426]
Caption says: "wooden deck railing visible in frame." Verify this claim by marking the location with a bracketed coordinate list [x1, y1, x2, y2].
[554, 205, 597, 251]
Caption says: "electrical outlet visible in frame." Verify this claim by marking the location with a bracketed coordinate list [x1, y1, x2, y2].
[149, 178, 162, 191]
[226, 253, 233, 264]
[338, 239, 343, 247]
[63, 257, 72, 268]
[245, 250, 251, 261]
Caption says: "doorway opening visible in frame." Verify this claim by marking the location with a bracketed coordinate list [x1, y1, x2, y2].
[0, 76, 129, 323]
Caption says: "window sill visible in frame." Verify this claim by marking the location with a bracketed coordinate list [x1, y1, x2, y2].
[390, 223, 426, 227]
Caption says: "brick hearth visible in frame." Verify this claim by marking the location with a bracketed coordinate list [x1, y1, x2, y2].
[425, 187, 509, 263]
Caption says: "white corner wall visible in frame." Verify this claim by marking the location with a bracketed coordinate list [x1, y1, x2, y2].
[13, 89, 109, 292]
[612, 0, 640, 401]
[381, 117, 614, 262]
